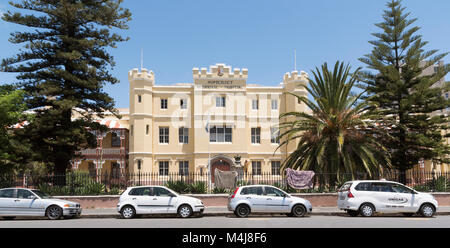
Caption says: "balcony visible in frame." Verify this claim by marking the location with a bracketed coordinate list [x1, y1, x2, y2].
[78, 148, 128, 159]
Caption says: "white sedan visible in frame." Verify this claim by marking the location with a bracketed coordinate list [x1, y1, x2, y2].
[0, 188, 82, 220]
[117, 186, 205, 219]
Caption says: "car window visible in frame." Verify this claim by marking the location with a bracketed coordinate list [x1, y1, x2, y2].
[339, 183, 352, 192]
[240, 187, 263, 196]
[153, 187, 172, 197]
[354, 182, 371, 191]
[264, 187, 285, 197]
[391, 184, 414, 194]
[17, 189, 35, 199]
[0, 189, 15, 198]
[370, 183, 393, 192]
[129, 187, 152, 196]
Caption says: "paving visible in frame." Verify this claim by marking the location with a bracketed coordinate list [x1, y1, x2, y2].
[80, 206, 450, 218]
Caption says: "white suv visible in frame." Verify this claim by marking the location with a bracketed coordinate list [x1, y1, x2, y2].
[227, 185, 312, 217]
[117, 186, 204, 218]
[337, 180, 438, 217]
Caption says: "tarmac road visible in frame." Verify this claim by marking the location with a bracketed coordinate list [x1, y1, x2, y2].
[1, 215, 450, 228]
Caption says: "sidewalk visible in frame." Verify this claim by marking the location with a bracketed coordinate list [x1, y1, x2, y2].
[81, 206, 450, 218]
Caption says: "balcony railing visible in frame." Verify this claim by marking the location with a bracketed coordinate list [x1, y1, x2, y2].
[78, 148, 127, 156]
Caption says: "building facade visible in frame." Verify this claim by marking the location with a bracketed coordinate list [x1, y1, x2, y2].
[71, 109, 130, 177]
[127, 63, 309, 181]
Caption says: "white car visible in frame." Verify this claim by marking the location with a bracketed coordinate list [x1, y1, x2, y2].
[227, 185, 312, 217]
[117, 186, 205, 218]
[0, 188, 82, 220]
[337, 180, 438, 217]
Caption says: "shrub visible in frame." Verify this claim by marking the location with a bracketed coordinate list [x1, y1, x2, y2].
[213, 187, 230, 194]
[187, 181, 207, 194]
[165, 180, 189, 194]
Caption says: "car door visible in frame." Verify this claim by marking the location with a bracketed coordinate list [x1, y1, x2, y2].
[0, 189, 17, 215]
[369, 183, 395, 212]
[241, 186, 266, 212]
[390, 183, 416, 212]
[15, 189, 43, 215]
[128, 187, 153, 214]
[151, 187, 178, 213]
[263, 186, 290, 212]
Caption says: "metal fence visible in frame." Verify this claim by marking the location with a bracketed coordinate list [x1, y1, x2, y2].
[1, 170, 449, 195]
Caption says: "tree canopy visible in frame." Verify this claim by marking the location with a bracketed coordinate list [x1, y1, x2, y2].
[1, 0, 131, 175]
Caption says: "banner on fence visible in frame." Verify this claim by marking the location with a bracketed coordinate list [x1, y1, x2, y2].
[214, 169, 238, 189]
[286, 168, 315, 189]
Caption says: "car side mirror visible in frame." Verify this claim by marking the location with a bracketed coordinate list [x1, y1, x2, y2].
[168, 193, 176, 197]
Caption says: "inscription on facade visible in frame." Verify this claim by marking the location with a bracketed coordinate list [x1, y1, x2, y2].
[202, 80, 242, 89]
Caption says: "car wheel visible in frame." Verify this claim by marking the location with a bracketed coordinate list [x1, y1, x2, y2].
[178, 205, 193, 218]
[347, 210, 359, 217]
[419, 203, 435, 218]
[291, 204, 307, 217]
[359, 203, 375, 217]
[120, 205, 136, 219]
[46, 205, 63, 220]
[235, 204, 250, 218]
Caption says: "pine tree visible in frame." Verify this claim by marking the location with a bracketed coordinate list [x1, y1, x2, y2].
[1, 0, 131, 178]
[359, 0, 450, 183]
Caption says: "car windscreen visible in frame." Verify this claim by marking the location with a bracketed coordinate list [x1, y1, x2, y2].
[31, 190, 52, 199]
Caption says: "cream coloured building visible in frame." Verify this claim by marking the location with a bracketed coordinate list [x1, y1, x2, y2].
[127, 63, 309, 180]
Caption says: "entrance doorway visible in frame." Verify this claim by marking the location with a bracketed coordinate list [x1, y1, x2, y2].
[210, 157, 232, 183]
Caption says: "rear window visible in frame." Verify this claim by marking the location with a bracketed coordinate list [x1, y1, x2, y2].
[355, 182, 371, 191]
[338, 183, 352, 192]
[129, 187, 152, 196]
[240, 186, 263, 195]
[0, 189, 15, 198]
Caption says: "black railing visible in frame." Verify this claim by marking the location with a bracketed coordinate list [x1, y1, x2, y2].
[1, 170, 449, 195]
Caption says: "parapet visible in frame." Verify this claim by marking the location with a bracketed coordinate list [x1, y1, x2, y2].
[283, 70, 309, 83]
[193, 63, 248, 79]
[128, 68, 155, 83]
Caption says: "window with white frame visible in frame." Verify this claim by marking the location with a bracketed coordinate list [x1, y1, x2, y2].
[159, 127, 169, 144]
[216, 96, 226, 107]
[179, 127, 189, 144]
[251, 127, 261, 144]
[270, 127, 280, 144]
[252, 161, 262, 175]
[179, 161, 189, 175]
[271, 99, 278, 110]
[271, 161, 281, 175]
[252, 99, 259, 110]
[180, 99, 187, 109]
[159, 161, 169, 176]
[209, 126, 232, 143]
[161, 98, 168, 109]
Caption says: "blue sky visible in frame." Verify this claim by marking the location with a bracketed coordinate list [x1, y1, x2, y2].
[0, 0, 449, 108]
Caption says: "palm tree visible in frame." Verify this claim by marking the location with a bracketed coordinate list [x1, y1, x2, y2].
[277, 61, 391, 187]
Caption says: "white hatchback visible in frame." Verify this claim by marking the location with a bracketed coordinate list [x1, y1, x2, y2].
[337, 180, 438, 217]
[227, 185, 312, 217]
[117, 186, 205, 218]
